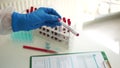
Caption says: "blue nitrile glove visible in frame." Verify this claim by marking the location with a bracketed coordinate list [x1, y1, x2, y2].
[12, 7, 61, 32]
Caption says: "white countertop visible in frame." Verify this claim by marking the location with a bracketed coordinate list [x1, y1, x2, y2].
[0, 31, 120, 68]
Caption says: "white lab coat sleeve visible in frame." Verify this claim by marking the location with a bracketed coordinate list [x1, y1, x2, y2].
[0, 7, 13, 35]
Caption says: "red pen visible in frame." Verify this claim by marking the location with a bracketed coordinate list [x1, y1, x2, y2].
[23, 45, 57, 53]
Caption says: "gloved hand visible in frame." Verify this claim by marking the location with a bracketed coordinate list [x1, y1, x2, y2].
[12, 7, 61, 32]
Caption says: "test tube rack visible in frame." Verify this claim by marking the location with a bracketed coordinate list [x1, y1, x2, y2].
[35, 17, 75, 51]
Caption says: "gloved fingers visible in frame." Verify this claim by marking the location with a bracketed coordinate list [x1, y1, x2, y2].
[45, 14, 60, 22]
[46, 24, 55, 28]
[39, 7, 61, 18]
[54, 22, 61, 26]
[47, 8, 61, 18]
[28, 22, 44, 30]
[45, 21, 61, 28]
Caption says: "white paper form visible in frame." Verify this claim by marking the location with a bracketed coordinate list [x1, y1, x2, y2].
[31, 52, 106, 68]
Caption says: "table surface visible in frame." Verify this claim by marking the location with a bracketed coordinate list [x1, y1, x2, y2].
[0, 31, 120, 68]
